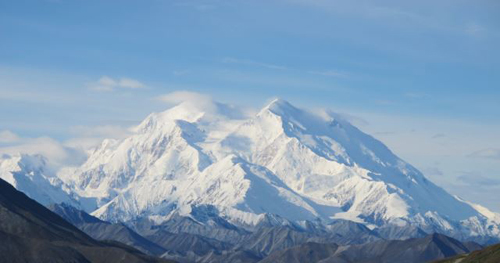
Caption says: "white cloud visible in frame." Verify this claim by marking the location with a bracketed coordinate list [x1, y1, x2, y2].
[89, 76, 146, 92]
[156, 90, 219, 115]
[0, 130, 21, 143]
[156, 90, 254, 120]
[64, 137, 105, 152]
[69, 124, 131, 138]
[317, 110, 369, 127]
[0, 126, 133, 168]
[118, 78, 145, 89]
[0, 132, 87, 167]
[157, 90, 213, 106]
[98, 76, 117, 86]
[66, 124, 132, 150]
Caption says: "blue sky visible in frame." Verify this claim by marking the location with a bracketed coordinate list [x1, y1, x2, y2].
[1, 0, 499, 211]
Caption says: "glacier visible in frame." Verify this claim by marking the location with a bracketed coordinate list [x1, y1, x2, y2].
[1, 98, 499, 243]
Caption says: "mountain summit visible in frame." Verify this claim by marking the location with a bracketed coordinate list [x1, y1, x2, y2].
[2, 99, 499, 243]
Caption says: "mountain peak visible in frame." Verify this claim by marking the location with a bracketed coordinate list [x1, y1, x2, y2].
[260, 98, 299, 117]
[267, 98, 290, 106]
[265, 98, 292, 109]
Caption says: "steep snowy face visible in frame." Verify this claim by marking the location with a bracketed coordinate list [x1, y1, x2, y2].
[61, 101, 247, 209]
[0, 154, 78, 207]
[91, 155, 324, 223]
[220, 99, 480, 224]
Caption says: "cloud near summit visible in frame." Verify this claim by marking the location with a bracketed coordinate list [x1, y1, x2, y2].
[157, 91, 213, 105]
[89, 76, 146, 92]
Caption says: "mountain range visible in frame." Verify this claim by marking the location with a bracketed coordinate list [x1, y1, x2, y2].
[0, 176, 485, 263]
[1, 98, 499, 262]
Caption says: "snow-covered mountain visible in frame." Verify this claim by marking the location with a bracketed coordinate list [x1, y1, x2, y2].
[3, 99, 500, 242]
[0, 154, 79, 207]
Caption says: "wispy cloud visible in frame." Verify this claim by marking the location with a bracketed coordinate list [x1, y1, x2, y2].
[364, 5, 456, 32]
[309, 69, 349, 78]
[89, 76, 146, 92]
[374, 99, 394, 106]
[173, 0, 217, 11]
[220, 57, 353, 83]
[0, 125, 134, 167]
[468, 148, 500, 161]
[156, 90, 254, 120]
[222, 57, 287, 70]
[288, 0, 484, 38]
[66, 124, 132, 150]
[69, 125, 131, 139]
[404, 92, 427, 99]
[118, 78, 145, 89]
[457, 171, 500, 187]
[464, 22, 486, 36]
[157, 90, 212, 105]
[340, 113, 370, 126]
[156, 90, 217, 113]
[0, 130, 87, 167]
[0, 84, 73, 104]
[0, 130, 21, 143]
[173, 70, 190, 76]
